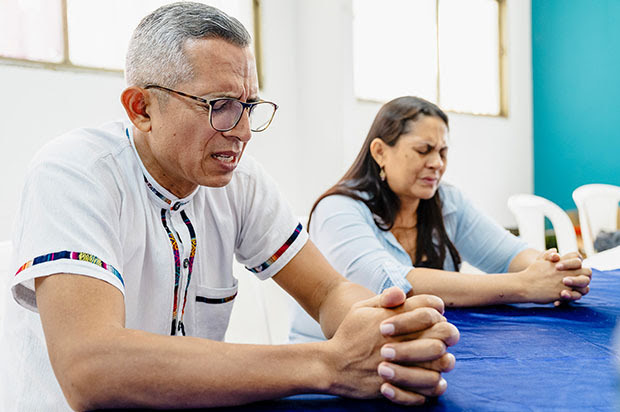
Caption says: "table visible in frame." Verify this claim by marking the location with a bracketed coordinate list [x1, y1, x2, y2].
[210, 268, 620, 412]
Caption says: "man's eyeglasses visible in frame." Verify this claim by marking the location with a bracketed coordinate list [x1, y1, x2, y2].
[144, 84, 278, 133]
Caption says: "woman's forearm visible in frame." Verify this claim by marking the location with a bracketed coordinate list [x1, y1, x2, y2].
[406, 268, 527, 307]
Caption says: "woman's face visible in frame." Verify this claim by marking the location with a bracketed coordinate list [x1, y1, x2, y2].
[374, 115, 448, 205]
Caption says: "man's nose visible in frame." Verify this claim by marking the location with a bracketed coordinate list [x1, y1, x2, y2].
[224, 109, 252, 142]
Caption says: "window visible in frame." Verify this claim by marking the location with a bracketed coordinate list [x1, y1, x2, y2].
[0, 0, 256, 72]
[353, 0, 505, 116]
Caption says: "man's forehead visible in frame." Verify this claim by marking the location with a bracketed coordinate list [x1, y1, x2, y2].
[184, 38, 255, 68]
[184, 38, 258, 96]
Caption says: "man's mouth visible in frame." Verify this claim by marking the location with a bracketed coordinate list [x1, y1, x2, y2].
[212, 153, 236, 163]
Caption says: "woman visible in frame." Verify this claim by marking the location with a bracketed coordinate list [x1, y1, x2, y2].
[290, 96, 591, 342]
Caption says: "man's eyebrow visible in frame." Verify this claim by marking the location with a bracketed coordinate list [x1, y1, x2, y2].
[200, 91, 237, 100]
[201, 92, 261, 103]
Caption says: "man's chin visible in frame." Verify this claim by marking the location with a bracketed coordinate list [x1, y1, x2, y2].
[199, 173, 234, 188]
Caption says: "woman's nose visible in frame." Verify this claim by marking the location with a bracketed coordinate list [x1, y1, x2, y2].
[427, 152, 444, 169]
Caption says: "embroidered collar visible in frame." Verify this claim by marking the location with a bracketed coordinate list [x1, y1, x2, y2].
[126, 126, 198, 211]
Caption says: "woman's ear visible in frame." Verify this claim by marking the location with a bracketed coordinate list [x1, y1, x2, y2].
[369, 138, 385, 165]
[121, 86, 152, 133]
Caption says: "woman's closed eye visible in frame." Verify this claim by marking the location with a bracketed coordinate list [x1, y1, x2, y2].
[415, 144, 434, 155]
[415, 144, 448, 155]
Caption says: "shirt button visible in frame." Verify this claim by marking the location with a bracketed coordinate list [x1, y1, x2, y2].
[183, 258, 189, 268]
[172, 202, 181, 211]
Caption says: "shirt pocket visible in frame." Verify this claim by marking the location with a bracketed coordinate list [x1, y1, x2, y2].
[193, 280, 238, 341]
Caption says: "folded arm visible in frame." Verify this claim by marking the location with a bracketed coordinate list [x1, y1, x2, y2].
[274, 241, 459, 405]
[37, 241, 458, 410]
[406, 249, 592, 307]
[36, 273, 342, 410]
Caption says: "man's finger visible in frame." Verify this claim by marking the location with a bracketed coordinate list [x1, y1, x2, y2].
[378, 362, 447, 396]
[354, 286, 406, 310]
[573, 286, 590, 295]
[380, 383, 427, 406]
[402, 294, 445, 314]
[396, 352, 456, 373]
[370, 293, 444, 317]
[559, 289, 583, 301]
[382, 321, 460, 350]
[379, 287, 407, 308]
[379, 307, 446, 337]
[380, 338, 447, 363]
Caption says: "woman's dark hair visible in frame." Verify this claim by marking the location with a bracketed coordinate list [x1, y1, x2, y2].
[308, 96, 461, 270]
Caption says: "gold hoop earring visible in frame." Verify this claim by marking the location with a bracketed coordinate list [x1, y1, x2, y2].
[379, 166, 386, 182]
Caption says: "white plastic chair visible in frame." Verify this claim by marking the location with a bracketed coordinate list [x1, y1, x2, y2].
[573, 184, 620, 257]
[507, 194, 578, 255]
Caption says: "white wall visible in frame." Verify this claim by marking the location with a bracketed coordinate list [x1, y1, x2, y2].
[0, 0, 531, 242]
[0, 65, 127, 242]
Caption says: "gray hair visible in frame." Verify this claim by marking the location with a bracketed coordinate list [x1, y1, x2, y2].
[125, 1, 252, 88]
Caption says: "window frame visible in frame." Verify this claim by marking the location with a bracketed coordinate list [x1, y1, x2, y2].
[354, 0, 508, 118]
[0, 0, 264, 86]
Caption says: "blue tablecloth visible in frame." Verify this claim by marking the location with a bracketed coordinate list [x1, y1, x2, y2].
[212, 268, 620, 412]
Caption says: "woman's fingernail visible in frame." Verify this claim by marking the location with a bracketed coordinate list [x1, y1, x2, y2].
[381, 346, 396, 359]
[562, 277, 572, 286]
[378, 364, 395, 379]
[380, 323, 395, 336]
[381, 384, 395, 399]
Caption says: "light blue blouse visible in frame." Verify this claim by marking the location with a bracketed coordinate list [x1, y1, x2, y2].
[289, 183, 529, 342]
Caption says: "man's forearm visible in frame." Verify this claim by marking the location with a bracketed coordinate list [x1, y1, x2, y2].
[58, 328, 336, 410]
[35, 273, 339, 410]
[317, 281, 375, 339]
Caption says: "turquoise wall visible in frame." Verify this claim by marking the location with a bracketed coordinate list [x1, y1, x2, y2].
[532, 0, 620, 210]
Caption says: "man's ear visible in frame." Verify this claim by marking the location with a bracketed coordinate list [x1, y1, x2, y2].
[121, 86, 152, 132]
[369, 138, 385, 165]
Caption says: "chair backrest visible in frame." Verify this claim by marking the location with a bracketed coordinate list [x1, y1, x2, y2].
[572, 184, 620, 257]
[507, 194, 578, 255]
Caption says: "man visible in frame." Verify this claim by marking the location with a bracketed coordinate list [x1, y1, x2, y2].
[1, 3, 459, 410]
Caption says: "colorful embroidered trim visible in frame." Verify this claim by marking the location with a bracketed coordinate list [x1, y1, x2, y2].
[143, 176, 191, 211]
[145, 176, 172, 205]
[15, 251, 124, 286]
[161, 209, 197, 336]
[160, 209, 182, 335]
[196, 293, 237, 304]
[179, 210, 196, 322]
[127, 129, 190, 212]
[247, 223, 303, 274]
